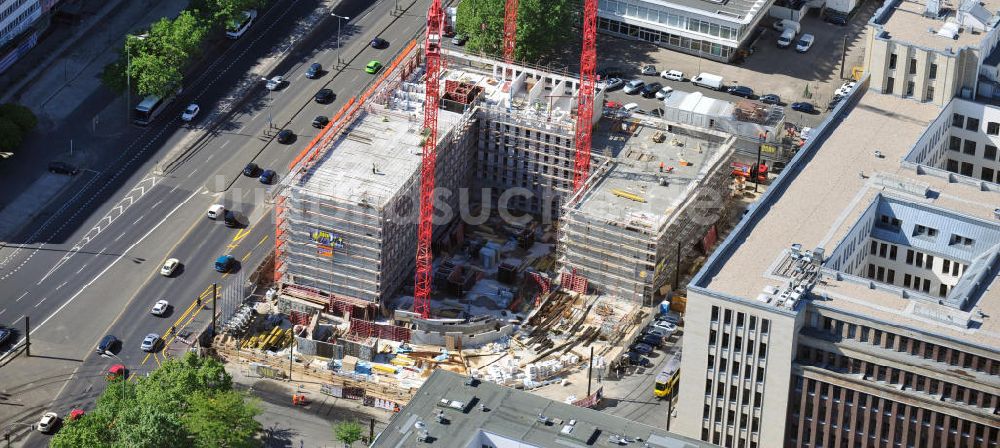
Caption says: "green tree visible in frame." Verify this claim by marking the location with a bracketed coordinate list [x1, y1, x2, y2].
[0, 118, 23, 152]
[185, 390, 261, 448]
[334, 420, 364, 447]
[51, 353, 261, 447]
[0, 103, 37, 133]
[455, 0, 576, 63]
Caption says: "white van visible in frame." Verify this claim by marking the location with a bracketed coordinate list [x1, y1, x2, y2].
[660, 69, 684, 81]
[777, 28, 797, 48]
[225, 10, 257, 39]
[691, 73, 725, 91]
[207, 204, 225, 220]
[772, 19, 801, 34]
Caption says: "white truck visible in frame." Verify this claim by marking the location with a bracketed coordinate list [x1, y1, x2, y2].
[691, 72, 725, 91]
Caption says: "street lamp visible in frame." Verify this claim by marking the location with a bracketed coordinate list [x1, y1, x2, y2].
[125, 34, 148, 124]
[101, 352, 128, 402]
[331, 14, 350, 67]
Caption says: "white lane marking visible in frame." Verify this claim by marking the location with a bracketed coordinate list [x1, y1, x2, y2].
[0, 309, 5, 316]
[13, 188, 202, 347]
[169, 184, 179, 194]
[220, 140, 231, 149]
[16, 291, 27, 302]
[12, 315, 23, 325]
[55, 281, 67, 290]
[76, 264, 88, 274]
[35, 297, 47, 307]
[188, 168, 200, 178]
[99, 246, 108, 254]
[207, 153, 215, 162]
[133, 215, 146, 225]
[114, 232, 126, 242]
[151, 200, 163, 209]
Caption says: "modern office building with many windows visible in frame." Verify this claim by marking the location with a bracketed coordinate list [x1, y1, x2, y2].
[597, 0, 774, 61]
[673, 84, 1000, 447]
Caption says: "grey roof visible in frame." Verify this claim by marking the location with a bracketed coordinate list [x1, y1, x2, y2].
[373, 370, 712, 448]
[642, 0, 770, 21]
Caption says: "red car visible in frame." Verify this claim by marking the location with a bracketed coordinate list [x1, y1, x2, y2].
[443, 25, 456, 37]
[106, 364, 126, 380]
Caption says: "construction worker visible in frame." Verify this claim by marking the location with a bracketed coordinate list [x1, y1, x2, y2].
[659, 162, 665, 173]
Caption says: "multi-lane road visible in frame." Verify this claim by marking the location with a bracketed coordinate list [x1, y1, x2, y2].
[1, 0, 442, 444]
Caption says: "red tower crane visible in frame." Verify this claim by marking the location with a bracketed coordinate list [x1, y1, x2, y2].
[502, 0, 519, 65]
[413, 0, 445, 319]
[572, 0, 599, 192]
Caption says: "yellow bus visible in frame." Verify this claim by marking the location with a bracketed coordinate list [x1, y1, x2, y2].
[654, 351, 681, 398]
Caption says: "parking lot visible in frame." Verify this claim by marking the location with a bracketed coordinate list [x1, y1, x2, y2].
[592, 1, 879, 130]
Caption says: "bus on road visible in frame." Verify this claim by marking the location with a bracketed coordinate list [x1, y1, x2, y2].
[133, 86, 180, 126]
[654, 350, 681, 399]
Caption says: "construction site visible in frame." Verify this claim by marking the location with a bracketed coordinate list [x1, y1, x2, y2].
[211, 0, 763, 413]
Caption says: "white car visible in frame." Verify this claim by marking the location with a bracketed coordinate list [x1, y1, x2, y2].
[181, 104, 199, 121]
[639, 64, 657, 75]
[651, 320, 677, 333]
[834, 81, 857, 98]
[160, 258, 179, 276]
[37, 412, 59, 433]
[207, 204, 224, 220]
[660, 69, 684, 81]
[795, 34, 815, 53]
[265, 75, 284, 91]
[225, 9, 257, 39]
[622, 102, 640, 113]
[151, 299, 169, 316]
[655, 86, 674, 99]
[140, 333, 160, 352]
[623, 79, 645, 94]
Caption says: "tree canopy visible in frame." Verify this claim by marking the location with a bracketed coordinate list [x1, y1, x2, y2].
[455, 0, 577, 63]
[0, 103, 37, 153]
[333, 420, 364, 446]
[50, 353, 261, 448]
[103, 0, 265, 97]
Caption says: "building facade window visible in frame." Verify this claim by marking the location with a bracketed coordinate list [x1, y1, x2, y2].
[886, 77, 894, 94]
[889, 54, 897, 70]
[925, 86, 934, 102]
[909, 58, 917, 74]
[953, 113, 965, 127]
[985, 145, 997, 161]
[966, 117, 980, 131]
[988, 122, 1000, 135]
[929, 63, 938, 79]
[963, 139, 977, 156]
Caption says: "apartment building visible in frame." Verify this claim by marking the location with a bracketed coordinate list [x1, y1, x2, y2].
[904, 96, 1000, 185]
[674, 87, 1000, 448]
[0, 0, 57, 73]
[596, 0, 774, 62]
[864, 0, 1000, 106]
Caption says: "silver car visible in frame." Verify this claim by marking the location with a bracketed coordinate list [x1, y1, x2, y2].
[140, 333, 160, 352]
[623, 79, 645, 95]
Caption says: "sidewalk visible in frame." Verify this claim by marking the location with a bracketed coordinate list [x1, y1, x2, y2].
[0, 0, 190, 242]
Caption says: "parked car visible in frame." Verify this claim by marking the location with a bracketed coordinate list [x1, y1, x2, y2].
[140, 333, 160, 352]
[835, 81, 857, 98]
[370, 37, 388, 49]
[640, 82, 663, 98]
[600, 77, 624, 91]
[651, 320, 677, 333]
[760, 93, 781, 105]
[639, 333, 663, 347]
[277, 129, 294, 144]
[48, 162, 79, 175]
[655, 86, 674, 99]
[640, 64, 657, 75]
[259, 169, 276, 184]
[777, 28, 796, 48]
[160, 258, 180, 276]
[180, 104, 199, 121]
[443, 25, 456, 37]
[728, 85, 755, 98]
[107, 364, 127, 380]
[242, 163, 259, 177]
[225, 9, 257, 39]
[314, 88, 334, 104]
[623, 79, 645, 94]
[265, 75, 283, 90]
[365, 60, 383, 74]
[824, 14, 848, 25]
[625, 351, 652, 367]
[597, 66, 625, 79]
[622, 102, 640, 113]
[312, 115, 329, 128]
[643, 326, 669, 340]
[37, 412, 59, 434]
[650, 107, 665, 117]
[796, 34, 815, 52]
[630, 342, 653, 354]
[791, 102, 817, 113]
[660, 69, 684, 81]
[305, 62, 322, 79]
[151, 299, 169, 316]
[451, 34, 467, 45]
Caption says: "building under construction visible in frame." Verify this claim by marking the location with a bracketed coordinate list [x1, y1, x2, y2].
[273, 41, 740, 312]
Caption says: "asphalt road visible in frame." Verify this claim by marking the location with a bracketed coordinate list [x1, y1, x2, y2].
[1, 0, 441, 444]
[595, 331, 681, 430]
